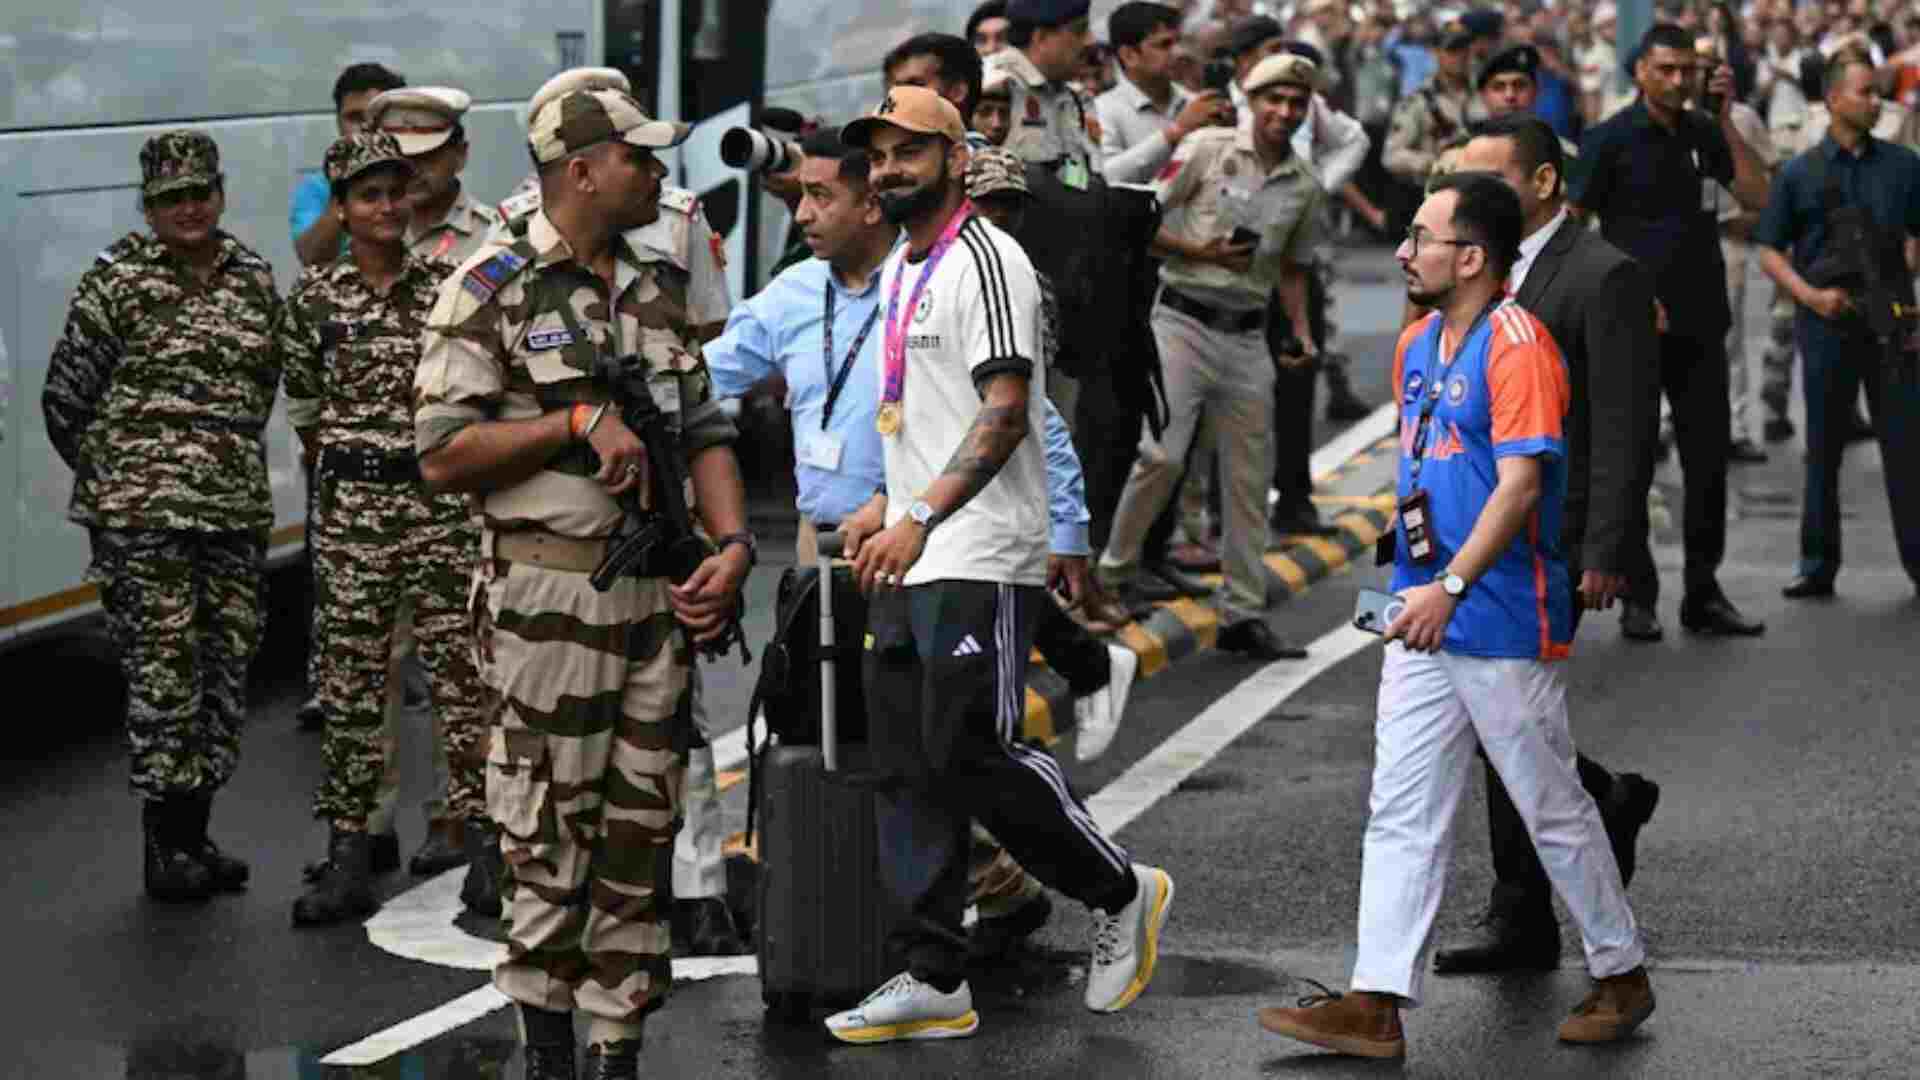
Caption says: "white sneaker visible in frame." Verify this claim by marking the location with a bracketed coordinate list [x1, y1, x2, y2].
[824, 972, 979, 1044]
[1084, 864, 1174, 1013]
[1074, 644, 1139, 763]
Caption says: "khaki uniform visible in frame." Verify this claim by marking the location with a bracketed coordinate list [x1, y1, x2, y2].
[1708, 103, 1781, 447]
[415, 208, 736, 1031]
[410, 189, 503, 266]
[1383, 79, 1473, 189]
[278, 252, 487, 831]
[1099, 127, 1326, 626]
[984, 46, 1103, 185]
[43, 231, 280, 799]
[1429, 132, 1579, 192]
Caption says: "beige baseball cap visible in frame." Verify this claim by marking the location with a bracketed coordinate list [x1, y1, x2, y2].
[367, 86, 472, 156]
[529, 88, 689, 166]
[528, 67, 631, 121]
[1243, 53, 1322, 96]
[841, 86, 968, 149]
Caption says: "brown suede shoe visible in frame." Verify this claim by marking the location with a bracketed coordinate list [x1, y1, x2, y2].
[1558, 966, 1656, 1044]
[1258, 985, 1405, 1059]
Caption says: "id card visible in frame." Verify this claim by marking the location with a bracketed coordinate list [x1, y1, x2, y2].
[1061, 158, 1091, 191]
[797, 430, 845, 472]
[1398, 489, 1437, 565]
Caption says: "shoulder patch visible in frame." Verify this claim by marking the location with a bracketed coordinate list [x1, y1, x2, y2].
[659, 187, 696, 215]
[498, 188, 541, 221]
[461, 248, 528, 304]
[95, 249, 117, 266]
[472, 200, 503, 226]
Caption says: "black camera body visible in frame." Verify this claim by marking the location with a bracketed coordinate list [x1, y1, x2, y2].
[1203, 59, 1235, 94]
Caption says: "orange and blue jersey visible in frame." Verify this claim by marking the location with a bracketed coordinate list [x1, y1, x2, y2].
[1390, 300, 1574, 660]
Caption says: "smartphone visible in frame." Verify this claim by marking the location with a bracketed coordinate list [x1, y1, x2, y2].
[1203, 59, 1236, 94]
[1229, 226, 1260, 248]
[1353, 587, 1406, 635]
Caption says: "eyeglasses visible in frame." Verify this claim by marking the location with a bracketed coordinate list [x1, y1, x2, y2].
[1402, 226, 1476, 257]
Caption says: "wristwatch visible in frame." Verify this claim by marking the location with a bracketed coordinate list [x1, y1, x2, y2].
[907, 499, 943, 529]
[1440, 572, 1470, 598]
[716, 531, 757, 569]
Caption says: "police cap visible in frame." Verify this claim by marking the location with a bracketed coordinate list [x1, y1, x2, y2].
[1228, 15, 1285, 58]
[1478, 43, 1541, 89]
[1006, 0, 1091, 26]
[367, 86, 472, 156]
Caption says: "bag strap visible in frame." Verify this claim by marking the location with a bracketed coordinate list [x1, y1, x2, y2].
[743, 566, 824, 847]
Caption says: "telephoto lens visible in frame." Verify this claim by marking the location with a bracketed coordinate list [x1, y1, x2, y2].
[719, 127, 802, 173]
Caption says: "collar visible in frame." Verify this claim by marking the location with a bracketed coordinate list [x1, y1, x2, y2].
[994, 47, 1049, 90]
[1818, 131, 1877, 161]
[1521, 205, 1569, 258]
[144, 230, 242, 272]
[415, 189, 478, 237]
[824, 248, 888, 298]
[527, 209, 640, 273]
[1112, 72, 1182, 114]
[1234, 124, 1300, 177]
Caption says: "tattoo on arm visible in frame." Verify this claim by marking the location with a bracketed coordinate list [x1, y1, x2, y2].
[937, 397, 1031, 511]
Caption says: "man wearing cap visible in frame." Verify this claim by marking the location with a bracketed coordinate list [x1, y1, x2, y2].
[1098, 53, 1326, 662]
[44, 130, 281, 903]
[983, 0, 1103, 187]
[279, 132, 490, 928]
[415, 87, 753, 1078]
[825, 85, 1173, 1044]
[1385, 22, 1476, 190]
[1431, 42, 1582, 187]
[367, 86, 503, 266]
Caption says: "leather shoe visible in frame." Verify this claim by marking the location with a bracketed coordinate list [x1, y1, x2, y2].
[1728, 438, 1768, 464]
[1782, 574, 1835, 599]
[1165, 540, 1221, 573]
[1557, 966, 1656, 1043]
[1679, 591, 1766, 636]
[1599, 773, 1660, 888]
[1114, 570, 1179, 604]
[1218, 619, 1308, 660]
[1147, 562, 1215, 599]
[1619, 602, 1663, 642]
[1269, 501, 1339, 539]
[1433, 907, 1560, 974]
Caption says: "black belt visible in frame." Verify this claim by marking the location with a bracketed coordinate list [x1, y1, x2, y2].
[1159, 287, 1266, 335]
[318, 446, 421, 485]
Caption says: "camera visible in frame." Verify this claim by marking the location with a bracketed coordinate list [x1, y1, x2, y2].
[720, 106, 806, 174]
[1203, 59, 1236, 94]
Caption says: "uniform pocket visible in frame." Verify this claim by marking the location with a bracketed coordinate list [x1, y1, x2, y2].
[485, 725, 549, 840]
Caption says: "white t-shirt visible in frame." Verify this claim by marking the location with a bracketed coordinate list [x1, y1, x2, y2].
[878, 211, 1050, 588]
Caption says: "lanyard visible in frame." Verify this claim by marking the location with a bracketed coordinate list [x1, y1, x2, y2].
[1408, 299, 1500, 481]
[820, 284, 880, 430]
[879, 201, 974, 429]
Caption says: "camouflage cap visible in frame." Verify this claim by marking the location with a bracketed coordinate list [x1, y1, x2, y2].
[528, 67, 631, 121]
[140, 131, 221, 197]
[529, 88, 689, 165]
[323, 131, 416, 189]
[966, 148, 1030, 201]
[367, 86, 472, 156]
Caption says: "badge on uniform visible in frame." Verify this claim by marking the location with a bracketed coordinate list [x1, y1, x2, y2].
[1398, 489, 1437, 565]
[526, 328, 574, 350]
[462, 249, 527, 303]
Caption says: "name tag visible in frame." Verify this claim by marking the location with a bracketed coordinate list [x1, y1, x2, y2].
[1061, 158, 1091, 191]
[797, 430, 845, 472]
[526, 328, 574, 350]
[647, 376, 681, 415]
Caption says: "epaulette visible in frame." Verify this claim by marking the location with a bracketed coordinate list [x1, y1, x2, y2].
[95, 249, 117, 266]
[461, 246, 531, 304]
[498, 188, 541, 221]
[659, 186, 696, 215]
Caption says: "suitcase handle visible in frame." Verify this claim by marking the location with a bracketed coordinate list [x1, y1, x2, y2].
[816, 532, 844, 771]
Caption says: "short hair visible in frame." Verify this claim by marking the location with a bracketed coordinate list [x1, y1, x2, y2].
[798, 129, 872, 190]
[1471, 112, 1566, 197]
[885, 33, 985, 123]
[966, 0, 1009, 43]
[1428, 171, 1525, 279]
[1109, 2, 1182, 51]
[1635, 22, 1696, 62]
[1823, 45, 1877, 96]
[332, 63, 405, 111]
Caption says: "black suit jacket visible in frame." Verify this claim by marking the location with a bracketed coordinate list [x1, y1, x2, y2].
[1514, 213, 1660, 576]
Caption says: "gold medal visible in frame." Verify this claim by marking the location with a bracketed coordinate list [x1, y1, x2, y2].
[875, 402, 901, 436]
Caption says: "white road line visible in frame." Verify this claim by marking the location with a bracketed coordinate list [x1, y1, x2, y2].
[1310, 401, 1397, 483]
[322, 986, 509, 1067]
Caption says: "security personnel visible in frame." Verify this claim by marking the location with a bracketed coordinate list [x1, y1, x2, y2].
[1756, 47, 1920, 598]
[278, 132, 491, 927]
[43, 131, 279, 902]
[415, 88, 752, 1079]
[366, 86, 503, 264]
[1432, 43, 1582, 187]
[492, 65, 747, 956]
[984, 0, 1102, 187]
[1096, 53, 1327, 662]
[1384, 26, 1475, 192]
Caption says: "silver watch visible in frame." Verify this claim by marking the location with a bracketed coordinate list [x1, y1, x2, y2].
[908, 499, 941, 528]
[1441, 572, 1469, 598]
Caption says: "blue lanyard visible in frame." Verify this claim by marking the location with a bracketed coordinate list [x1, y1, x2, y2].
[821, 283, 880, 430]
[1409, 299, 1500, 481]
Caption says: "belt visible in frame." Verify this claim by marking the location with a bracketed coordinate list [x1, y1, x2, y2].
[492, 529, 611, 573]
[1159, 287, 1266, 335]
[318, 446, 420, 485]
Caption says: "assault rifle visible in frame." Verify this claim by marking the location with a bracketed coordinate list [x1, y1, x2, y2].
[588, 353, 751, 663]
[1802, 164, 1919, 376]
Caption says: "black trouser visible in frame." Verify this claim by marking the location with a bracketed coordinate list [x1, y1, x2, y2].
[1077, 364, 1179, 560]
[1625, 330, 1732, 604]
[1269, 276, 1326, 504]
[1480, 543, 1622, 920]
[865, 581, 1136, 986]
[1034, 603, 1111, 696]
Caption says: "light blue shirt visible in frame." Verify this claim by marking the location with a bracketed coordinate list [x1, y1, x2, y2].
[707, 254, 1091, 555]
[289, 171, 333, 248]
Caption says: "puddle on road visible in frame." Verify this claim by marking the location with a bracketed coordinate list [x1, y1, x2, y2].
[68, 1035, 520, 1078]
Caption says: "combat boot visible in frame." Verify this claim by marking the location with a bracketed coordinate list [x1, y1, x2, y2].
[183, 792, 249, 892]
[518, 1005, 576, 1079]
[583, 1039, 642, 1079]
[461, 818, 506, 918]
[143, 798, 213, 903]
[292, 828, 379, 927]
[409, 818, 468, 876]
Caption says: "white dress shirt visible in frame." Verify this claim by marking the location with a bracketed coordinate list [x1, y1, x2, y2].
[1095, 73, 1192, 184]
[1509, 205, 1568, 296]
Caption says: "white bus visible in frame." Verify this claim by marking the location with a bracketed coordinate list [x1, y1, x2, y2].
[0, 0, 1051, 651]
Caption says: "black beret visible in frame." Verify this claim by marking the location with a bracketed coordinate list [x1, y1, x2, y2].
[1228, 15, 1284, 57]
[1460, 9, 1505, 38]
[1477, 43, 1541, 89]
[1006, 0, 1091, 26]
[1283, 39, 1327, 68]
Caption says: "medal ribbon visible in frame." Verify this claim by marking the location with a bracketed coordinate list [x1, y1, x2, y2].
[879, 201, 974, 423]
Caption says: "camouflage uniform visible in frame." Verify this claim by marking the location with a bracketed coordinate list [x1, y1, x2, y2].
[41, 132, 279, 801]
[416, 91, 736, 1035]
[279, 243, 487, 831]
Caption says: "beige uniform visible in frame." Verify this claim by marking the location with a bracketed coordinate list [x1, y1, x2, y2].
[414, 208, 735, 1037]
[985, 46, 1103, 185]
[408, 188, 503, 266]
[1383, 79, 1473, 187]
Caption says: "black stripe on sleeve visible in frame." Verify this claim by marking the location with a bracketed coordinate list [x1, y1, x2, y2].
[959, 219, 1018, 361]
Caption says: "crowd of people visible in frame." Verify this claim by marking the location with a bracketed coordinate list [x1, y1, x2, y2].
[35, 0, 1920, 1072]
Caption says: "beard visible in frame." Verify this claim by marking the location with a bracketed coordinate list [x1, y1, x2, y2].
[874, 159, 951, 226]
[1405, 276, 1450, 308]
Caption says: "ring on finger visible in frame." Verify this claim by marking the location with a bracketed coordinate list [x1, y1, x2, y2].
[624, 463, 641, 476]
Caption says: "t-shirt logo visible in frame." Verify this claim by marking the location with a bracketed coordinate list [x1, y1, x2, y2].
[1404, 371, 1424, 404]
[914, 292, 934, 324]
[1447, 374, 1469, 405]
[878, 94, 899, 115]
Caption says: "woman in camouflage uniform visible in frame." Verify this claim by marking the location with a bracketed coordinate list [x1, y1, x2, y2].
[42, 131, 280, 902]
[277, 132, 491, 927]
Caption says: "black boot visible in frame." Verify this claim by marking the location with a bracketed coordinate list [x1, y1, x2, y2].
[143, 798, 214, 903]
[409, 818, 469, 876]
[183, 792, 249, 892]
[584, 1039, 642, 1080]
[1323, 360, 1373, 422]
[672, 897, 749, 957]
[292, 828, 379, 927]
[519, 1005, 576, 1080]
[461, 818, 505, 918]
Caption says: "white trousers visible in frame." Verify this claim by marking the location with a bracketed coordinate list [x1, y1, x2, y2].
[1723, 233, 1766, 445]
[672, 668, 726, 900]
[1351, 645, 1644, 1006]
